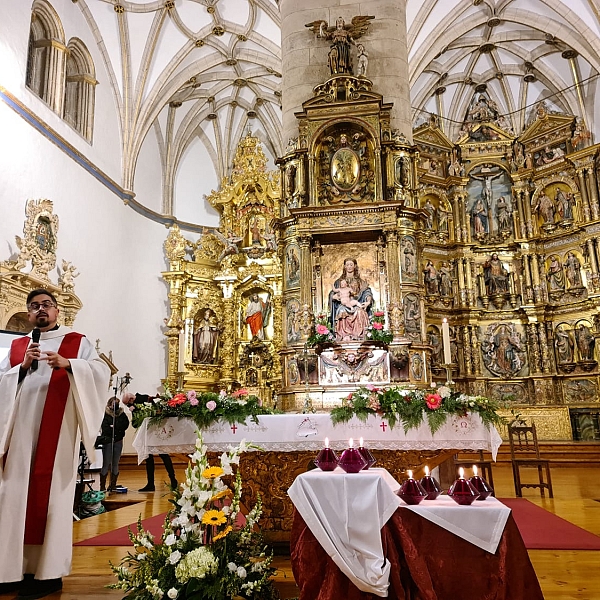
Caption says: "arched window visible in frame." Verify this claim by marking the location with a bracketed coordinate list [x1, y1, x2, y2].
[25, 0, 66, 113]
[63, 39, 96, 141]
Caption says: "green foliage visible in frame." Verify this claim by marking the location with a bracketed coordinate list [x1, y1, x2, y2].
[330, 384, 505, 435]
[130, 387, 277, 430]
[306, 313, 335, 347]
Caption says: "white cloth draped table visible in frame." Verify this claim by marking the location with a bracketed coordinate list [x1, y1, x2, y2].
[132, 413, 502, 463]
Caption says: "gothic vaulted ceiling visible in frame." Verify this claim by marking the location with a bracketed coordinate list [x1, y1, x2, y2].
[76, 0, 600, 217]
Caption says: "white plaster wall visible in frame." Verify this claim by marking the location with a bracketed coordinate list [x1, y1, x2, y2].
[134, 125, 164, 214]
[0, 0, 123, 180]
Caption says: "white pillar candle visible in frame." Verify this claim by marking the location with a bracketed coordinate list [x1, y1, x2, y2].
[442, 318, 452, 364]
[178, 331, 185, 372]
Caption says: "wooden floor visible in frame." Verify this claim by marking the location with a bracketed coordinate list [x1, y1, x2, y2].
[2, 462, 600, 600]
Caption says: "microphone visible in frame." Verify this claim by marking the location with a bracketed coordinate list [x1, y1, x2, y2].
[30, 328, 41, 371]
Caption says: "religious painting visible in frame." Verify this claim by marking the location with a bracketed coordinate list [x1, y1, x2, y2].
[563, 379, 598, 404]
[400, 235, 417, 281]
[288, 357, 300, 386]
[465, 163, 512, 241]
[487, 382, 527, 403]
[192, 308, 219, 364]
[427, 325, 443, 368]
[320, 242, 380, 343]
[331, 145, 360, 191]
[318, 348, 389, 384]
[286, 244, 300, 287]
[286, 298, 300, 343]
[481, 323, 527, 378]
[410, 353, 423, 381]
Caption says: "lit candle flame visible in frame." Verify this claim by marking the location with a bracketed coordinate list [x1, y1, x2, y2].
[359, 437, 364, 447]
[473, 465, 478, 477]
[407, 470, 413, 479]
[348, 438, 354, 448]
[424, 465, 430, 476]
[324, 437, 329, 448]
[459, 467, 464, 478]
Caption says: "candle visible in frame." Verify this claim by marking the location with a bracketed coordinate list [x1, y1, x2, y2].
[459, 467, 465, 479]
[442, 318, 451, 364]
[424, 465, 430, 476]
[359, 437, 364, 447]
[348, 438, 354, 448]
[407, 469, 413, 479]
[324, 437, 329, 448]
[473, 465, 478, 476]
[178, 330, 185, 372]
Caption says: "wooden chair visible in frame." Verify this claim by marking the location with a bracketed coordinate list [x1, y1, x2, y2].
[453, 449, 495, 493]
[508, 422, 553, 498]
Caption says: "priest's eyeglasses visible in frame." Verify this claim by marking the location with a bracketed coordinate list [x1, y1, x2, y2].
[28, 301, 57, 312]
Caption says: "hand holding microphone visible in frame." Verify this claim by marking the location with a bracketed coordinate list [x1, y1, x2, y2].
[26, 328, 41, 371]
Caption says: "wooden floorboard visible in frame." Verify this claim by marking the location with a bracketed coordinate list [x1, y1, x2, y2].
[1, 462, 600, 599]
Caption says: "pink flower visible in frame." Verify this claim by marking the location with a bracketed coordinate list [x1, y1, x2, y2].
[206, 400, 217, 411]
[425, 393, 443, 410]
[365, 384, 380, 392]
[187, 390, 197, 401]
[368, 396, 381, 411]
[316, 324, 330, 335]
[373, 311, 385, 317]
[232, 388, 248, 398]
[219, 390, 227, 398]
[189, 397, 199, 406]
[372, 322, 383, 330]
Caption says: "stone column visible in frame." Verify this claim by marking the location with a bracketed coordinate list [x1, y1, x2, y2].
[280, 0, 412, 144]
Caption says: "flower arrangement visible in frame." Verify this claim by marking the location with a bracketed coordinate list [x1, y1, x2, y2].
[365, 309, 393, 344]
[330, 384, 504, 434]
[109, 433, 281, 600]
[130, 387, 276, 430]
[306, 313, 335, 347]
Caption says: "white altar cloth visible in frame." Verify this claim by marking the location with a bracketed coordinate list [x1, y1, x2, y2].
[132, 413, 502, 463]
[288, 468, 399, 597]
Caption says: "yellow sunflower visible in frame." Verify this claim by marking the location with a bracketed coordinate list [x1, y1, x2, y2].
[212, 525, 232, 541]
[210, 489, 233, 503]
[202, 510, 227, 526]
[202, 466, 224, 480]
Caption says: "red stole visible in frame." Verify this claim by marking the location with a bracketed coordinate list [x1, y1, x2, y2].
[10, 331, 84, 545]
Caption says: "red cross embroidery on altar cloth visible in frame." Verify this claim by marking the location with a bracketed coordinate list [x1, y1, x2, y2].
[380, 422, 388, 432]
[231, 424, 238, 434]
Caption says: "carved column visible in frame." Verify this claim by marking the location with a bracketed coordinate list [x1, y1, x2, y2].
[456, 259, 466, 307]
[538, 323, 551, 374]
[271, 294, 284, 383]
[587, 239, 598, 273]
[522, 255, 534, 303]
[530, 253, 541, 303]
[470, 326, 481, 375]
[514, 188, 526, 239]
[385, 229, 404, 339]
[588, 167, 600, 219]
[464, 258, 474, 307]
[576, 168, 592, 221]
[526, 323, 541, 374]
[299, 235, 313, 306]
[220, 297, 236, 381]
[522, 186, 533, 237]
[452, 192, 462, 242]
[462, 326, 473, 376]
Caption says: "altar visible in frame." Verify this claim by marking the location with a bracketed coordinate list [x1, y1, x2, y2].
[133, 414, 502, 542]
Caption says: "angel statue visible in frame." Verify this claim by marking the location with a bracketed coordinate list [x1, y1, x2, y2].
[59, 260, 79, 292]
[214, 229, 243, 263]
[306, 15, 374, 76]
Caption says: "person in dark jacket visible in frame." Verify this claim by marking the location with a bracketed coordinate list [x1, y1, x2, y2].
[98, 396, 129, 491]
[122, 392, 178, 491]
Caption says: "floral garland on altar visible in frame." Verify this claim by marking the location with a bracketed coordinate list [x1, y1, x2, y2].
[109, 433, 281, 600]
[330, 384, 505, 434]
[130, 387, 277, 430]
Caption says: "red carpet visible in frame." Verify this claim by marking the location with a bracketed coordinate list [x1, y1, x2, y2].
[74, 513, 167, 546]
[75, 499, 600, 550]
[499, 498, 600, 550]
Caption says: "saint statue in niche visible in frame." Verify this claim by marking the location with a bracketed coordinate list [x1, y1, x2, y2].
[576, 324, 596, 361]
[546, 256, 565, 291]
[193, 309, 219, 364]
[423, 261, 439, 295]
[532, 191, 555, 225]
[483, 254, 510, 295]
[564, 252, 583, 288]
[245, 293, 272, 340]
[331, 137, 360, 191]
[328, 258, 373, 342]
[287, 246, 300, 282]
[482, 323, 526, 378]
[555, 326, 574, 364]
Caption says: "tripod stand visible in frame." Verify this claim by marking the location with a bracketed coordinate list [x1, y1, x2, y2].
[73, 443, 95, 520]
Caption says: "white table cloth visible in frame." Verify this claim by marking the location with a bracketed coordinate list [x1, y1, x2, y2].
[132, 413, 503, 463]
[288, 468, 400, 597]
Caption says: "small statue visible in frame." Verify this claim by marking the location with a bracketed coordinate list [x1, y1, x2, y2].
[356, 43, 369, 77]
[59, 260, 79, 292]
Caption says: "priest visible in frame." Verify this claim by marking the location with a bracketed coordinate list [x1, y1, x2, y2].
[0, 289, 109, 599]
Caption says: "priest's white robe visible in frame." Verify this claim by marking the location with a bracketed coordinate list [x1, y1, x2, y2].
[0, 326, 109, 582]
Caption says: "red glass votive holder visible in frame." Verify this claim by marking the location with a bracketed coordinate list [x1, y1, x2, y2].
[448, 478, 480, 505]
[397, 478, 428, 505]
[469, 475, 493, 500]
[314, 447, 339, 471]
[357, 445, 376, 470]
[338, 447, 368, 473]
[419, 474, 442, 500]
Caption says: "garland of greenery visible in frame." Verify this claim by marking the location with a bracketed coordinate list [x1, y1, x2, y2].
[130, 388, 276, 430]
[330, 384, 505, 434]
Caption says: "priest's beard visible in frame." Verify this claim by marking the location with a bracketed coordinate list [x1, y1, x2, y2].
[35, 314, 54, 329]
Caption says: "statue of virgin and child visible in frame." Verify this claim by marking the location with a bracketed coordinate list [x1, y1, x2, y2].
[328, 258, 374, 341]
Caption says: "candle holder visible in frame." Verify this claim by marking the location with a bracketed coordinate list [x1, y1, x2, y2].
[397, 476, 428, 505]
[357, 445, 376, 470]
[469, 475, 494, 500]
[448, 477, 480, 505]
[419, 474, 442, 500]
[314, 447, 339, 472]
[338, 446, 368, 473]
